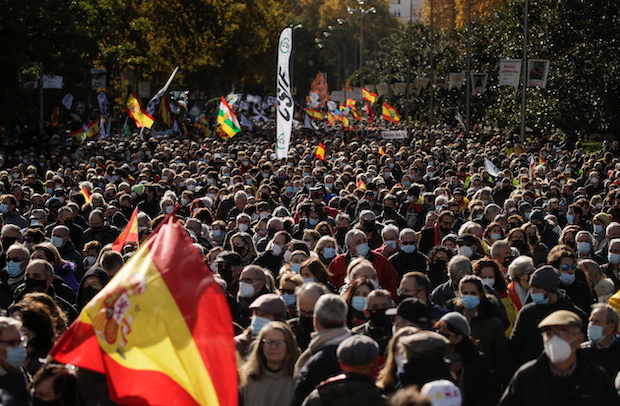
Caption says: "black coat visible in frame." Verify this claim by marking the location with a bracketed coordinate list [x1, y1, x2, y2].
[500, 350, 619, 406]
[293, 344, 341, 406]
[455, 350, 502, 406]
[580, 336, 620, 383]
[389, 249, 428, 279]
[396, 358, 453, 389]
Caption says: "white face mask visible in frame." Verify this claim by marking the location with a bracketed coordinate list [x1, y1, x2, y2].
[544, 335, 574, 364]
[458, 245, 473, 258]
[238, 281, 256, 298]
[271, 243, 283, 256]
[238, 223, 249, 233]
[283, 251, 292, 263]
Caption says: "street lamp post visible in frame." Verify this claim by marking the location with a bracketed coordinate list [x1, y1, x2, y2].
[348, 3, 376, 86]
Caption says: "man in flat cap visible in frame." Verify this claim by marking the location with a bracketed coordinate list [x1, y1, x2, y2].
[395, 331, 453, 389]
[301, 335, 386, 406]
[508, 265, 587, 372]
[501, 309, 618, 405]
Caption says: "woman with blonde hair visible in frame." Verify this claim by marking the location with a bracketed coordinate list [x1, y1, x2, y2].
[579, 258, 615, 303]
[376, 326, 419, 395]
[239, 321, 300, 406]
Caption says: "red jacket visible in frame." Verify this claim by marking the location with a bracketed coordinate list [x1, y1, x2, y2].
[328, 252, 398, 297]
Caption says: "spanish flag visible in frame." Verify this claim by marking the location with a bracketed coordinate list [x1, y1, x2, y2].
[327, 111, 336, 126]
[125, 92, 155, 129]
[217, 97, 240, 138]
[382, 102, 401, 123]
[365, 102, 375, 122]
[356, 179, 367, 190]
[80, 187, 91, 204]
[71, 118, 100, 142]
[315, 142, 326, 160]
[111, 208, 139, 252]
[362, 88, 377, 104]
[50, 106, 60, 127]
[346, 98, 357, 108]
[158, 94, 173, 128]
[304, 108, 323, 120]
[49, 216, 237, 406]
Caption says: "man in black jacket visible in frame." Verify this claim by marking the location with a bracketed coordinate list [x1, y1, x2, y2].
[389, 228, 428, 280]
[501, 310, 619, 405]
[580, 303, 620, 383]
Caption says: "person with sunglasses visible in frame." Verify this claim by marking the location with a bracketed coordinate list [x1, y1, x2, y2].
[388, 228, 428, 280]
[548, 244, 593, 315]
[0, 316, 30, 405]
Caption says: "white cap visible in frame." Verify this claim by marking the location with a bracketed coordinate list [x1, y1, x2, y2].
[420, 379, 462, 406]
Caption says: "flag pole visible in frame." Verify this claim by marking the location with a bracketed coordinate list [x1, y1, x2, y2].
[520, 0, 529, 145]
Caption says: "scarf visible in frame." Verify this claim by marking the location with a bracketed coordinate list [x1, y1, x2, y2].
[294, 327, 351, 377]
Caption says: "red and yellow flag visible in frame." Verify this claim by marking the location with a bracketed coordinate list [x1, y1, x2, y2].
[350, 107, 361, 121]
[112, 209, 139, 252]
[125, 92, 155, 129]
[382, 102, 401, 123]
[80, 187, 91, 204]
[365, 102, 375, 122]
[158, 94, 173, 128]
[362, 88, 377, 104]
[49, 216, 237, 406]
[303, 108, 323, 120]
[357, 179, 367, 190]
[346, 98, 357, 108]
[70, 118, 100, 142]
[50, 106, 60, 127]
[315, 142, 326, 160]
[327, 111, 336, 126]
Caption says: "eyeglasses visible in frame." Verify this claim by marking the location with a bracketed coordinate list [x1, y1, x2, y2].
[401, 241, 416, 245]
[397, 288, 421, 296]
[6, 256, 23, 262]
[561, 264, 577, 271]
[239, 278, 259, 284]
[262, 339, 286, 348]
[280, 288, 296, 295]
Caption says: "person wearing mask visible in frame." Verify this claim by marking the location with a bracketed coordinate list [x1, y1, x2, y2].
[80, 210, 121, 249]
[301, 335, 387, 406]
[396, 272, 447, 325]
[252, 231, 292, 277]
[0, 316, 31, 405]
[377, 194, 406, 229]
[373, 225, 400, 259]
[419, 211, 456, 255]
[328, 229, 398, 295]
[436, 312, 501, 405]
[354, 210, 384, 251]
[313, 236, 338, 268]
[229, 232, 257, 266]
[351, 289, 394, 358]
[0, 194, 28, 229]
[0, 244, 30, 308]
[239, 321, 300, 406]
[508, 266, 587, 373]
[288, 283, 329, 351]
[293, 294, 352, 406]
[389, 228, 428, 280]
[507, 256, 535, 312]
[235, 294, 288, 360]
[75, 266, 110, 311]
[595, 221, 620, 260]
[44, 206, 84, 248]
[334, 213, 351, 249]
[341, 277, 376, 328]
[425, 246, 454, 289]
[603, 238, 620, 290]
[456, 234, 485, 261]
[548, 244, 592, 315]
[528, 209, 559, 250]
[574, 230, 605, 264]
[501, 310, 618, 405]
[256, 217, 286, 253]
[298, 258, 336, 292]
[394, 330, 452, 389]
[222, 213, 253, 251]
[278, 272, 303, 317]
[237, 265, 271, 327]
[51, 225, 85, 281]
[580, 303, 620, 382]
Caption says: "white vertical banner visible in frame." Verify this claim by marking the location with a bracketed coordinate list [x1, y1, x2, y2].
[527, 59, 550, 88]
[499, 59, 522, 87]
[276, 26, 293, 159]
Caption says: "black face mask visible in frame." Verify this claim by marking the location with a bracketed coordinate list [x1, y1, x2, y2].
[369, 308, 391, 328]
[337, 227, 349, 235]
[79, 285, 100, 308]
[261, 193, 270, 200]
[233, 245, 246, 255]
[397, 294, 411, 304]
[429, 259, 447, 273]
[25, 278, 47, 293]
[2, 237, 17, 249]
[439, 227, 452, 235]
[511, 240, 528, 252]
[383, 207, 393, 215]
[91, 226, 103, 233]
[299, 315, 314, 332]
[528, 234, 539, 245]
[362, 221, 375, 232]
[267, 228, 277, 239]
[218, 266, 233, 284]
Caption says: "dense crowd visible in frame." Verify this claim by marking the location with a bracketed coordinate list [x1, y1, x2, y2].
[0, 123, 620, 405]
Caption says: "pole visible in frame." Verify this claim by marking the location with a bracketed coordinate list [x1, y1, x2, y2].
[39, 77, 45, 136]
[429, 0, 434, 125]
[360, 13, 364, 85]
[465, 0, 471, 135]
[520, 0, 529, 144]
[405, 1, 413, 130]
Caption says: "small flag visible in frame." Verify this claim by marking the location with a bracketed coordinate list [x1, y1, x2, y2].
[49, 106, 60, 127]
[125, 93, 155, 129]
[346, 98, 357, 108]
[49, 216, 237, 406]
[112, 209, 139, 252]
[379, 146, 386, 156]
[356, 179, 367, 190]
[80, 187, 92, 204]
[485, 157, 501, 177]
[382, 102, 400, 123]
[315, 142, 326, 160]
[327, 112, 336, 126]
[365, 102, 375, 122]
[303, 108, 323, 120]
[70, 119, 100, 142]
[217, 97, 240, 139]
[239, 114, 253, 131]
[455, 109, 466, 129]
[350, 107, 361, 121]
[362, 88, 377, 104]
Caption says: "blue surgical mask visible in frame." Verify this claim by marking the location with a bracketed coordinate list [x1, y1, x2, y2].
[490, 233, 502, 241]
[211, 229, 222, 238]
[51, 236, 64, 248]
[401, 244, 416, 254]
[351, 296, 367, 312]
[588, 324, 605, 344]
[303, 278, 315, 284]
[0, 204, 8, 214]
[531, 292, 549, 304]
[355, 243, 369, 257]
[577, 242, 591, 254]
[290, 263, 301, 273]
[566, 214, 575, 223]
[282, 293, 296, 306]
[609, 253, 620, 266]
[323, 248, 336, 259]
[5, 344, 27, 369]
[460, 295, 480, 309]
[594, 225, 604, 235]
[250, 316, 271, 336]
[308, 218, 319, 226]
[7, 261, 22, 277]
[560, 273, 575, 285]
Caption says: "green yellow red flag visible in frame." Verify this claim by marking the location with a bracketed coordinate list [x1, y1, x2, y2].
[49, 216, 237, 406]
[217, 97, 240, 138]
[125, 92, 155, 129]
[382, 102, 401, 123]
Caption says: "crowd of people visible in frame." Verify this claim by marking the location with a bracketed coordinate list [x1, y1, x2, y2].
[0, 122, 620, 406]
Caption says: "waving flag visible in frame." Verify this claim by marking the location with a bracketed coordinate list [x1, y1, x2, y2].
[49, 106, 60, 127]
[146, 67, 179, 118]
[382, 102, 400, 123]
[365, 102, 375, 122]
[49, 216, 237, 406]
[112, 209, 139, 252]
[357, 179, 367, 190]
[303, 108, 323, 120]
[315, 142, 326, 160]
[71, 118, 100, 142]
[217, 97, 240, 138]
[362, 88, 377, 104]
[125, 93, 155, 129]
[80, 187, 91, 204]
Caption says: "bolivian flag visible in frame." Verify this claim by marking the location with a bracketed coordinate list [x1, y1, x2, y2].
[382, 102, 400, 123]
[111, 208, 139, 252]
[49, 216, 237, 406]
[315, 142, 326, 160]
[125, 92, 155, 129]
[217, 97, 240, 139]
[362, 88, 377, 104]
